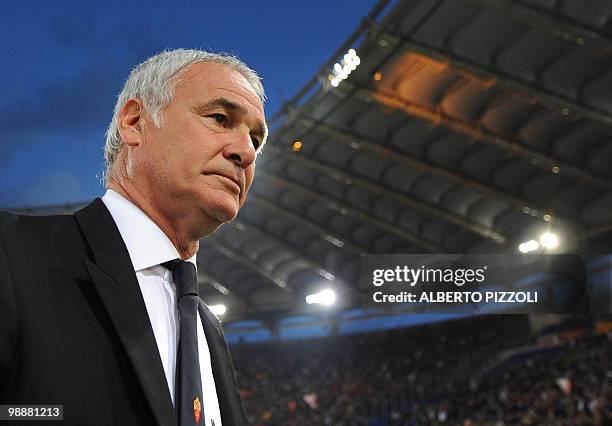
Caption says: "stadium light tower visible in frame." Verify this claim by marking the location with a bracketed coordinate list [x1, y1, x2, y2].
[539, 232, 559, 249]
[208, 304, 227, 316]
[305, 289, 336, 306]
[328, 48, 360, 87]
[518, 231, 560, 253]
[518, 239, 539, 253]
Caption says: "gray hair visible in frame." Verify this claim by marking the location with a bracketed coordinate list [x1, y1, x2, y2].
[103, 48, 265, 181]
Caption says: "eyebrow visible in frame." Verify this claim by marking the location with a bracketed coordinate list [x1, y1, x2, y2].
[195, 97, 268, 144]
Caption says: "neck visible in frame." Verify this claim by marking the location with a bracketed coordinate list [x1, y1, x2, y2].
[106, 177, 200, 260]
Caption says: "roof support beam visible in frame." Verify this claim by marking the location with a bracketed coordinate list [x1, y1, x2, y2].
[226, 218, 351, 289]
[358, 83, 612, 190]
[248, 194, 364, 257]
[292, 115, 582, 231]
[373, 28, 612, 128]
[196, 269, 252, 311]
[266, 144, 507, 244]
[251, 190, 384, 256]
[277, 72, 592, 230]
[197, 269, 231, 296]
[205, 237, 292, 291]
[257, 169, 442, 252]
[467, 0, 612, 54]
[575, 221, 612, 243]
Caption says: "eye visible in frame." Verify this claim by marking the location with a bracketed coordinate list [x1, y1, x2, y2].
[210, 113, 228, 126]
[251, 137, 261, 150]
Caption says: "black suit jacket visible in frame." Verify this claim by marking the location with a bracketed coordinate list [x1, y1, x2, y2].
[0, 198, 248, 425]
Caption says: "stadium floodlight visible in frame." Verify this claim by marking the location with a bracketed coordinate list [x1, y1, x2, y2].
[518, 239, 539, 253]
[305, 289, 336, 306]
[327, 48, 360, 88]
[539, 232, 559, 249]
[208, 304, 227, 316]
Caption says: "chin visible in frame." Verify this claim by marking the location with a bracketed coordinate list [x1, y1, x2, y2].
[198, 191, 241, 225]
[196, 206, 235, 238]
[208, 199, 240, 223]
[211, 208, 238, 224]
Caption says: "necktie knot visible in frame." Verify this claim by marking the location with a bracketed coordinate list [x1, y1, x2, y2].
[162, 259, 199, 299]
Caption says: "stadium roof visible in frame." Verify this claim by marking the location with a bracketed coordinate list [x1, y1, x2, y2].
[19, 0, 612, 320]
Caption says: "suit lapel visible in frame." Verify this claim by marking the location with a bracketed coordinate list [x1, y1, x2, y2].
[75, 198, 176, 426]
[198, 301, 248, 425]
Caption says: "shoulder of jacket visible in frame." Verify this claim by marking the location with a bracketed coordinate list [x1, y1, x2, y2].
[0, 209, 75, 244]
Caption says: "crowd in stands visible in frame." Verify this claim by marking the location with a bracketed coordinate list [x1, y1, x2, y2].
[230, 315, 611, 425]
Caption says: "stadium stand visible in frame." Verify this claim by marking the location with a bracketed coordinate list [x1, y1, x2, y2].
[230, 315, 611, 425]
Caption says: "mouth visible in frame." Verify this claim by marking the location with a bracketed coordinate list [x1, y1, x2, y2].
[216, 174, 241, 195]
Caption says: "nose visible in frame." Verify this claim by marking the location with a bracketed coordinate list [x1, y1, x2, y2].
[224, 127, 257, 168]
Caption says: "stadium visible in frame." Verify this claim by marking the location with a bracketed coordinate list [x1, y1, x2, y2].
[4, 0, 612, 424]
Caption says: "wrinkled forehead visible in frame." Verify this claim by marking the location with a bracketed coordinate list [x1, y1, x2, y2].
[175, 62, 264, 113]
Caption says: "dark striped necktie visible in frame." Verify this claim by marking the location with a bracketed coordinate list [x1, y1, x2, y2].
[163, 259, 204, 426]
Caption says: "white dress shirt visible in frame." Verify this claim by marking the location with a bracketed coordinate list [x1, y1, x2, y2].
[102, 189, 222, 426]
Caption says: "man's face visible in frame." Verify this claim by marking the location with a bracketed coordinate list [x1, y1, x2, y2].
[135, 62, 266, 234]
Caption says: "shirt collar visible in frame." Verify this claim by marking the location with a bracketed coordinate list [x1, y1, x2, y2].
[101, 189, 197, 272]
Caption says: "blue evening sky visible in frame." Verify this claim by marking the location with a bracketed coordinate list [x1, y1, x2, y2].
[0, 0, 376, 208]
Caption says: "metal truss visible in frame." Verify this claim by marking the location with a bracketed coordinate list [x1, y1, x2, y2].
[266, 144, 507, 244]
[257, 169, 443, 252]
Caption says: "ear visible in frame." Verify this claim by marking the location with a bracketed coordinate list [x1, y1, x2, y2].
[117, 99, 146, 147]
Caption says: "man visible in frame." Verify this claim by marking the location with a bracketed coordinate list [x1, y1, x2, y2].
[0, 48, 267, 426]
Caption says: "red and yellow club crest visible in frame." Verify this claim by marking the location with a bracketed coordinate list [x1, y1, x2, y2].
[193, 396, 202, 423]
